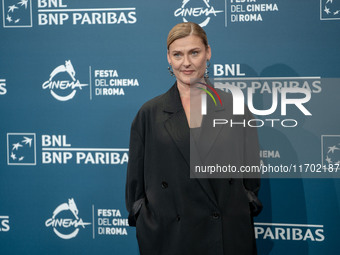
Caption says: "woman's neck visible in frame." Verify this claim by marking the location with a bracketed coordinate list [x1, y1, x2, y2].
[177, 82, 191, 99]
[177, 80, 205, 99]
[176, 80, 204, 128]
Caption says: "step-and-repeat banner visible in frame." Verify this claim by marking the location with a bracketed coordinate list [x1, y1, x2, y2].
[1, 0, 339, 254]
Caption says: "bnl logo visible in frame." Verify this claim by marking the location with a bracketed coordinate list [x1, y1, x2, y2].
[7, 133, 36, 165]
[2, 0, 32, 28]
[321, 135, 340, 168]
[320, 0, 340, 20]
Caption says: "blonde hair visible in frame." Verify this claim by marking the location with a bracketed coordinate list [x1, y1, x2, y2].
[167, 22, 208, 49]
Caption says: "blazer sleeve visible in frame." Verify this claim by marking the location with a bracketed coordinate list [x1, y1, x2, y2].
[125, 112, 146, 227]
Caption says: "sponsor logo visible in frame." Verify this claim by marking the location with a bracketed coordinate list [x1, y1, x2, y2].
[41, 134, 129, 165]
[42, 60, 88, 101]
[174, 0, 223, 27]
[6, 134, 128, 166]
[37, 0, 137, 26]
[45, 198, 91, 239]
[213, 64, 322, 95]
[321, 135, 340, 169]
[45, 200, 129, 239]
[7, 133, 36, 165]
[2, 0, 32, 28]
[3, 0, 137, 27]
[95, 207, 128, 237]
[91, 68, 139, 99]
[225, 0, 279, 26]
[0, 78, 7, 95]
[214, 64, 245, 77]
[254, 222, 325, 242]
[0, 216, 10, 232]
[320, 0, 340, 20]
[43, 64, 139, 101]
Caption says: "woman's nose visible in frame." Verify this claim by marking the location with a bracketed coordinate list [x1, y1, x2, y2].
[182, 55, 191, 66]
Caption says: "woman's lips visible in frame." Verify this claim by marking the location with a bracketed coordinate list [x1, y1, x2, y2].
[181, 70, 194, 75]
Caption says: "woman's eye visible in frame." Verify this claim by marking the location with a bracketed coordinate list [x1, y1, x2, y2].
[192, 51, 198, 56]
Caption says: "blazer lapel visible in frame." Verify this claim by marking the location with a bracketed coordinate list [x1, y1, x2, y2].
[164, 83, 190, 167]
[163, 83, 218, 207]
[198, 98, 227, 163]
[164, 109, 190, 167]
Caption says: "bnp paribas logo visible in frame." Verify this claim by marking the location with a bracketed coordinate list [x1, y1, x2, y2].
[321, 135, 340, 169]
[320, 0, 340, 20]
[7, 133, 36, 165]
[2, 0, 32, 28]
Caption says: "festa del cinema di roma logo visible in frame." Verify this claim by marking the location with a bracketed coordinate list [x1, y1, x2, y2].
[42, 60, 88, 101]
[45, 198, 91, 239]
[174, 0, 223, 27]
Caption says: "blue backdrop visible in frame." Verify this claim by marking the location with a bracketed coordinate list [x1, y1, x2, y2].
[1, 0, 339, 254]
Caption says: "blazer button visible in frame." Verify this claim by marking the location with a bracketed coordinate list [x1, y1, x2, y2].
[176, 215, 181, 222]
[212, 212, 220, 220]
[161, 181, 168, 189]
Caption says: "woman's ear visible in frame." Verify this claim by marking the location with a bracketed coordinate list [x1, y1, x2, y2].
[167, 50, 171, 65]
[207, 45, 212, 60]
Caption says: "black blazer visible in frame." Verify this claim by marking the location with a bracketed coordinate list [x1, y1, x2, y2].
[126, 83, 261, 255]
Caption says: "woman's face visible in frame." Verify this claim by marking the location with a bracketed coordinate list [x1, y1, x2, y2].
[167, 35, 211, 87]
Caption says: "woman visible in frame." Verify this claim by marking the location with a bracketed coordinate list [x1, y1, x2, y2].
[126, 22, 261, 255]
